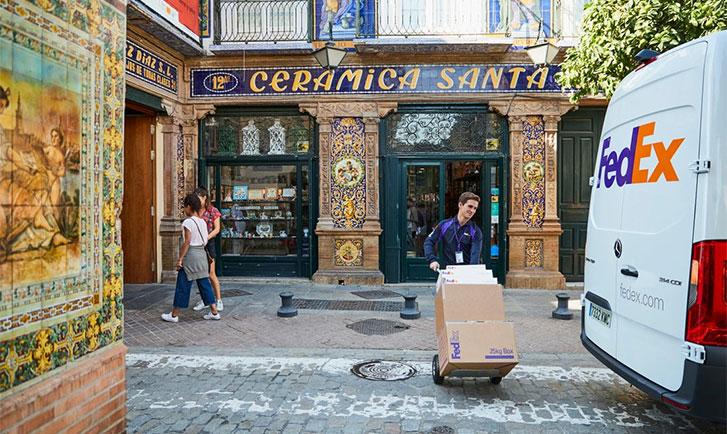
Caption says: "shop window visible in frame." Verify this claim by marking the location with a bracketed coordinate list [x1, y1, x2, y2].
[386, 111, 503, 154]
[202, 114, 314, 157]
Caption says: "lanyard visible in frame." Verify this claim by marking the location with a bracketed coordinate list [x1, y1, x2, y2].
[452, 218, 469, 251]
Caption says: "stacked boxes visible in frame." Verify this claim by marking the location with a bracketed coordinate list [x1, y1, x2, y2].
[435, 265, 518, 378]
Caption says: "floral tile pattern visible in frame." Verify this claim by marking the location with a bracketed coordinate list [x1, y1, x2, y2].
[522, 116, 545, 228]
[331, 117, 366, 229]
[0, 0, 125, 397]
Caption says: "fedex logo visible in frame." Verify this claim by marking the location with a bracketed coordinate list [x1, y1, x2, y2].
[450, 331, 461, 360]
[596, 122, 684, 189]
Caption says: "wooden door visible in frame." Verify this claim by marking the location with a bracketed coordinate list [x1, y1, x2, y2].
[558, 108, 606, 282]
[121, 115, 155, 283]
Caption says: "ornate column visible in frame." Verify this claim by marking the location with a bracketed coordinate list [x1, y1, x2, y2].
[158, 100, 215, 282]
[300, 102, 397, 285]
[491, 98, 573, 289]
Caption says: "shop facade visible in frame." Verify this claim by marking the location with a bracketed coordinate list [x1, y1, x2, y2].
[187, 59, 592, 289]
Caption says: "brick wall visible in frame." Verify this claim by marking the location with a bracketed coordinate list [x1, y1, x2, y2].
[0, 344, 127, 434]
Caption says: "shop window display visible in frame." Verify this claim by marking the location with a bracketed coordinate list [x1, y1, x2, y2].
[201, 110, 315, 277]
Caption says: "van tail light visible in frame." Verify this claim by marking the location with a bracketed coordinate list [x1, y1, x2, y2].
[686, 241, 727, 346]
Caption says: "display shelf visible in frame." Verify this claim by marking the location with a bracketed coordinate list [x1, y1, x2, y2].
[222, 199, 296, 204]
[221, 217, 296, 221]
[221, 236, 298, 240]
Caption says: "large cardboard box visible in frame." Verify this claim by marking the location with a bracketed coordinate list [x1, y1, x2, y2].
[436, 321, 518, 377]
[435, 283, 505, 327]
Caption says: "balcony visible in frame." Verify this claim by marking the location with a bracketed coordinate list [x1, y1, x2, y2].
[211, 0, 564, 54]
[214, 0, 311, 50]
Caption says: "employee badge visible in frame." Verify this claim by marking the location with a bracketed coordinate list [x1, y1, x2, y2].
[455, 251, 464, 264]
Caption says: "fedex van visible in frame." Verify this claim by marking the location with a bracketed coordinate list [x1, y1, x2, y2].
[582, 31, 726, 422]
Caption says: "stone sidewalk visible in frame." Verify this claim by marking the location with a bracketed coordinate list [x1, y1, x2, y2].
[123, 280, 587, 357]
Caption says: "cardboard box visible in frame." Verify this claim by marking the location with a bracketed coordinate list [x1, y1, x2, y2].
[436, 265, 497, 290]
[435, 283, 505, 328]
[436, 321, 518, 377]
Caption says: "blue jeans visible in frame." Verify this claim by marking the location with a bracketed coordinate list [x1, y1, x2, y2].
[173, 269, 216, 309]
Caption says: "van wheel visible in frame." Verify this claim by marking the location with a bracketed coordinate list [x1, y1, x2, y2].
[490, 376, 502, 385]
[432, 355, 444, 385]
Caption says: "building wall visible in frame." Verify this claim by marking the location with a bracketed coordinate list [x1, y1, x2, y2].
[0, 0, 127, 430]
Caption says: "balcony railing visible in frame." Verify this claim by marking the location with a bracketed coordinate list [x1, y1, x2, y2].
[214, 0, 310, 44]
[212, 0, 561, 45]
[356, 0, 556, 39]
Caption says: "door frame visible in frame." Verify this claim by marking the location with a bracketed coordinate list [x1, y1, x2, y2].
[384, 154, 508, 283]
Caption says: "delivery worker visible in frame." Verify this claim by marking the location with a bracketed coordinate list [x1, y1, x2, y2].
[424, 192, 483, 271]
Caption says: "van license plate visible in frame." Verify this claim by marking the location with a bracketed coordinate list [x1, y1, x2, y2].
[589, 303, 612, 328]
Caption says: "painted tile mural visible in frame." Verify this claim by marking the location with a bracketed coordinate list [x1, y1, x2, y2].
[330, 117, 366, 229]
[521, 116, 545, 228]
[0, 0, 125, 396]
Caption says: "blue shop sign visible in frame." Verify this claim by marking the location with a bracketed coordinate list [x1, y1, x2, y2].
[190, 64, 562, 97]
[126, 41, 178, 94]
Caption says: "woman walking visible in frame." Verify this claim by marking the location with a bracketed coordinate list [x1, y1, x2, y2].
[193, 187, 223, 311]
[161, 193, 221, 322]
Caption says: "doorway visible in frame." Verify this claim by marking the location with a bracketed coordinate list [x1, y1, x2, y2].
[400, 158, 505, 282]
[558, 107, 606, 281]
[121, 107, 156, 283]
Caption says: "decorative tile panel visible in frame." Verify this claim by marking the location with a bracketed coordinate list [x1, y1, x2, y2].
[521, 116, 545, 228]
[330, 118, 366, 229]
[0, 0, 125, 396]
[525, 239, 543, 268]
[334, 239, 363, 267]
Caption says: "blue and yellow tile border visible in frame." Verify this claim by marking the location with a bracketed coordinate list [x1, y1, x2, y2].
[0, 0, 125, 397]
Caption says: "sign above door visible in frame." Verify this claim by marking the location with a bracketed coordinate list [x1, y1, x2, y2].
[191, 64, 562, 98]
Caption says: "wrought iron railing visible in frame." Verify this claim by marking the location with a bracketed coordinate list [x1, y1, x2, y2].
[356, 0, 557, 38]
[214, 0, 311, 44]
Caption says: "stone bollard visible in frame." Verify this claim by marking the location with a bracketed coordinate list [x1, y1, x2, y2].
[400, 293, 421, 320]
[277, 292, 298, 318]
[552, 293, 574, 320]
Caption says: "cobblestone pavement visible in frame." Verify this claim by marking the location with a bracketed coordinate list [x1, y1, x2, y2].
[123, 280, 725, 433]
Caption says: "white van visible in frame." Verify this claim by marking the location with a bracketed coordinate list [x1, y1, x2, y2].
[582, 30, 726, 422]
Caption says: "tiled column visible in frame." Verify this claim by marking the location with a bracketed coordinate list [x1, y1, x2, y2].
[300, 102, 397, 285]
[158, 101, 214, 282]
[491, 99, 573, 289]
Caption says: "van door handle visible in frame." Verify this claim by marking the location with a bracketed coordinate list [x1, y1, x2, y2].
[620, 267, 639, 278]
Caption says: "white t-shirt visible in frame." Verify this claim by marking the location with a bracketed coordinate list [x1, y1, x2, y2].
[182, 216, 208, 246]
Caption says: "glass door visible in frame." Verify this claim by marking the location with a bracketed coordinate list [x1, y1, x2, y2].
[402, 163, 442, 280]
[401, 158, 505, 282]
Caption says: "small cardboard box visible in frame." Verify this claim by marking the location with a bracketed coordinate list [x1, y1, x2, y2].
[436, 265, 497, 290]
[435, 283, 505, 328]
[436, 321, 519, 377]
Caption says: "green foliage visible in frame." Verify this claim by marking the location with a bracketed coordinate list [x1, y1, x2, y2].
[556, 0, 727, 102]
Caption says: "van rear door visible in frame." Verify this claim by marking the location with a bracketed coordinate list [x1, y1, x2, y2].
[583, 115, 625, 358]
[614, 42, 706, 391]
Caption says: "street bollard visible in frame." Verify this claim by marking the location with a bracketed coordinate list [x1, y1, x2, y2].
[552, 293, 574, 320]
[400, 293, 420, 320]
[277, 292, 298, 318]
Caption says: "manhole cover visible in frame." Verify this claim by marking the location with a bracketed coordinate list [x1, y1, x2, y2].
[350, 290, 401, 300]
[222, 289, 252, 297]
[351, 360, 417, 381]
[429, 427, 456, 434]
[346, 319, 410, 336]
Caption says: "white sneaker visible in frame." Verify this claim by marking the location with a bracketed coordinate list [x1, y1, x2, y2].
[192, 300, 207, 311]
[216, 300, 224, 311]
[161, 312, 178, 323]
[203, 312, 221, 320]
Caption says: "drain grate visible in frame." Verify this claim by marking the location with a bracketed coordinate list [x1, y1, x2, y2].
[429, 427, 456, 434]
[221, 289, 252, 297]
[350, 290, 401, 300]
[292, 299, 403, 312]
[351, 360, 417, 381]
[346, 319, 410, 336]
